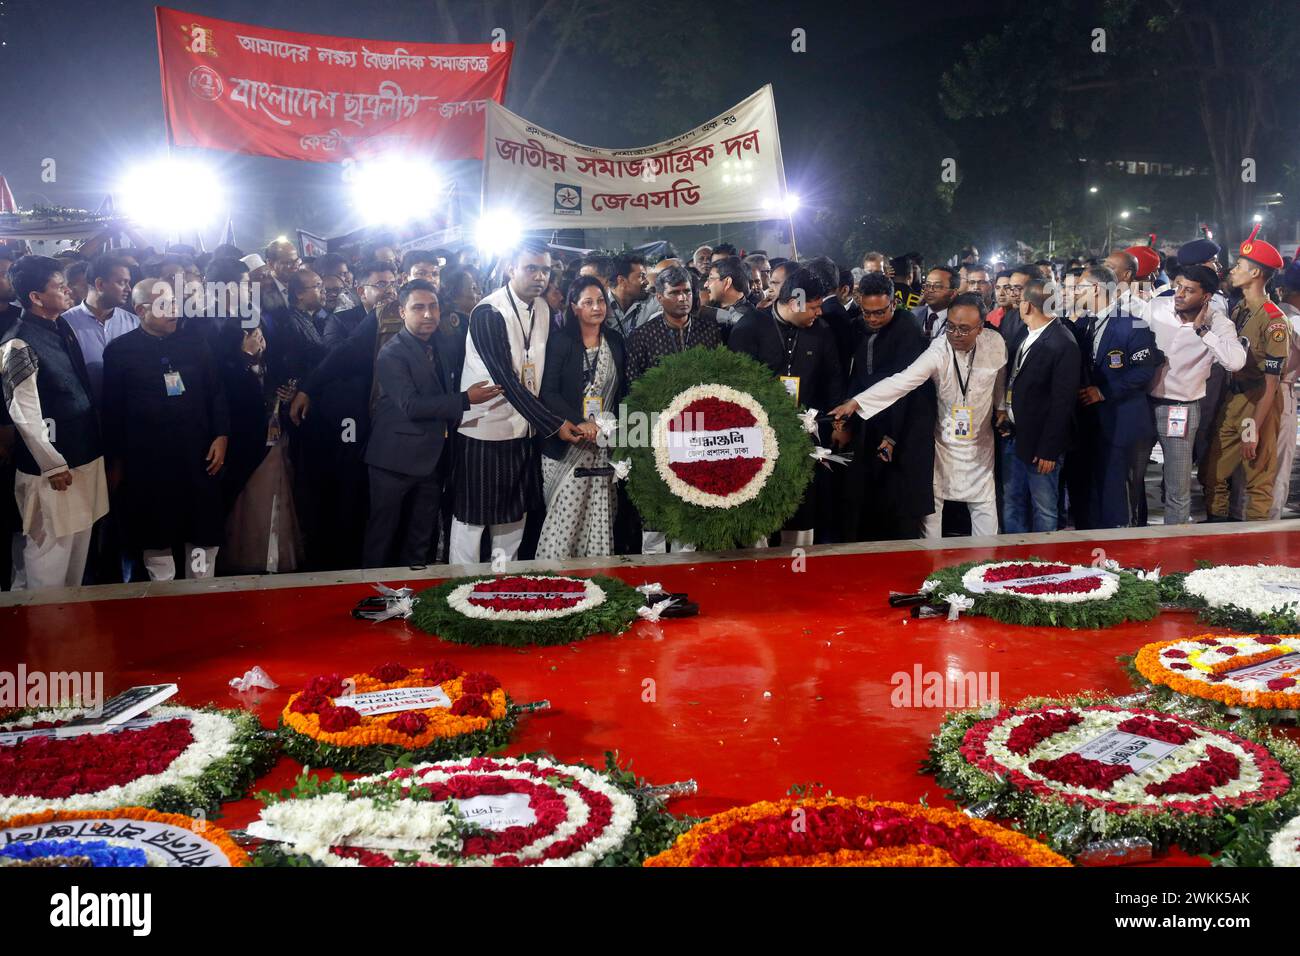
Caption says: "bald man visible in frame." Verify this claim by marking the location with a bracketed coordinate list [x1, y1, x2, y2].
[100, 279, 229, 581]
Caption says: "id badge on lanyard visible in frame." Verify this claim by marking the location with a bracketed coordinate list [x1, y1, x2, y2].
[583, 395, 603, 421]
[951, 405, 974, 440]
[164, 368, 185, 397]
[519, 360, 537, 393]
[1167, 404, 1189, 438]
[779, 375, 800, 403]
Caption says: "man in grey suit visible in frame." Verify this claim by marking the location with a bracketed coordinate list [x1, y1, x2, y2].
[362, 280, 501, 568]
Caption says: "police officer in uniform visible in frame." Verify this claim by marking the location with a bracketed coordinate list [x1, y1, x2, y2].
[1203, 226, 1289, 521]
[1073, 266, 1163, 527]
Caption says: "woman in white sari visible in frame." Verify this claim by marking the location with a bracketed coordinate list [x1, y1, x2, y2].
[536, 276, 627, 559]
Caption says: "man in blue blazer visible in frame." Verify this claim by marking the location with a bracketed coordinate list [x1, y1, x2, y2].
[362, 280, 501, 568]
[1072, 265, 1163, 528]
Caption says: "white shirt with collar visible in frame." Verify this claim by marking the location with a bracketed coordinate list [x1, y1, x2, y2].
[919, 305, 948, 339]
[1007, 318, 1053, 424]
[1146, 294, 1245, 401]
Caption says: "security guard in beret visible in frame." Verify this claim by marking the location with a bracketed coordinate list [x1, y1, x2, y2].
[1203, 225, 1289, 520]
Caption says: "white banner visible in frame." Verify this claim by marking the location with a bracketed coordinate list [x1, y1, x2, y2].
[333, 686, 451, 716]
[667, 427, 765, 464]
[1070, 730, 1180, 773]
[481, 85, 788, 228]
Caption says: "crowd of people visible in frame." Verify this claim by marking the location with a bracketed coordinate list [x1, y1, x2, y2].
[1, 227, 1298, 590]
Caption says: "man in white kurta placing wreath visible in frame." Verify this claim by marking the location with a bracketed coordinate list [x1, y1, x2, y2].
[831, 293, 1007, 538]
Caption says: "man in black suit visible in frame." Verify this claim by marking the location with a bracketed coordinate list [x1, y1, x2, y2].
[997, 277, 1081, 532]
[361, 280, 501, 568]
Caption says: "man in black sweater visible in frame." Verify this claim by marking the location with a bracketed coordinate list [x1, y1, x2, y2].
[729, 266, 845, 545]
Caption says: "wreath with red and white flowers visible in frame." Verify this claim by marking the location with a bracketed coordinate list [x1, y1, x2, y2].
[1162, 564, 1300, 634]
[276, 662, 526, 773]
[615, 347, 812, 551]
[251, 754, 694, 868]
[0, 706, 274, 818]
[644, 797, 1070, 867]
[928, 695, 1300, 856]
[652, 386, 779, 508]
[410, 573, 645, 646]
[1128, 634, 1300, 721]
[921, 557, 1160, 628]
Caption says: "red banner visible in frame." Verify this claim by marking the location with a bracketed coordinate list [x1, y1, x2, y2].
[155, 6, 513, 163]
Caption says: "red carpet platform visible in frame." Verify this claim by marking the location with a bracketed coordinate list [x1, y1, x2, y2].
[5, 524, 1299, 865]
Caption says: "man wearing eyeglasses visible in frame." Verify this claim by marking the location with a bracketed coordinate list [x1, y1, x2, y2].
[323, 261, 397, 349]
[964, 264, 995, 310]
[1069, 264, 1162, 528]
[831, 293, 1007, 539]
[997, 265, 1035, 347]
[833, 271, 934, 541]
[917, 266, 958, 341]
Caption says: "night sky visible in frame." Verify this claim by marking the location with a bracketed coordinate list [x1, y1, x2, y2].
[0, 0, 1253, 260]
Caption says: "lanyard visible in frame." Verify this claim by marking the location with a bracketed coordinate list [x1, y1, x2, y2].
[866, 331, 877, 377]
[505, 288, 536, 358]
[772, 307, 799, 375]
[582, 337, 601, 392]
[1090, 313, 1110, 356]
[952, 344, 976, 402]
[1010, 334, 1033, 387]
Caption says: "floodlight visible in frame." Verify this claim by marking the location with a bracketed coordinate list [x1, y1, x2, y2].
[350, 157, 442, 225]
[119, 158, 224, 230]
[476, 208, 523, 257]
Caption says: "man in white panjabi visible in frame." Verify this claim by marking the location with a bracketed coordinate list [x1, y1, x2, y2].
[831, 294, 1006, 538]
[0, 256, 109, 589]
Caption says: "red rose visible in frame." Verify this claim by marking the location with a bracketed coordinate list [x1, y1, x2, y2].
[1267, 677, 1297, 691]
[1162, 649, 1188, 659]
[369, 662, 410, 683]
[421, 660, 462, 684]
[982, 563, 1071, 583]
[461, 672, 501, 696]
[305, 674, 346, 697]
[289, 692, 332, 715]
[317, 705, 362, 732]
[388, 711, 429, 736]
[451, 695, 494, 718]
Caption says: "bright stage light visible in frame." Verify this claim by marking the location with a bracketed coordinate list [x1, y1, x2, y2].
[475, 208, 523, 256]
[350, 157, 442, 225]
[118, 158, 224, 230]
[761, 193, 801, 215]
[1120, 210, 1130, 219]
[1253, 214, 1263, 222]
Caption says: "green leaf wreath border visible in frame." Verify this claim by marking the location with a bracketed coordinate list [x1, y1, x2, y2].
[613, 346, 813, 551]
[923, 693, 1300, 858]
[923, 557, 1160, 629]
[409, 573, 645, 647]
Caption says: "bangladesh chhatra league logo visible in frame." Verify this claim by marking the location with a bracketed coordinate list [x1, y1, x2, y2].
[554, 183, 581, 215]
[188, 65, 223, 101]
